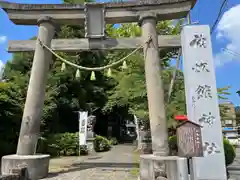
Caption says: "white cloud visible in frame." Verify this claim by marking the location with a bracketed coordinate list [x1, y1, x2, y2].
[0, 35, 7, 44]
[214, 4, 240, 66]
[0, 60, 4, 80]
[0, 60, 4, 69]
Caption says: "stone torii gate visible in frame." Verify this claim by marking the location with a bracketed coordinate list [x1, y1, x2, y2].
[0, 0, 194, 156]
[0, 1, 226, 180]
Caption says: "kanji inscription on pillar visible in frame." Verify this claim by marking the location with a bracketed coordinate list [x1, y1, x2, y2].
[181, 25, 227, 180]
[198, 112, 216, 126]
[192, 61, 210, 73]
[195, 84, 212, 100]
[189, 34, 207, 48]
[203, 141, 221, 156]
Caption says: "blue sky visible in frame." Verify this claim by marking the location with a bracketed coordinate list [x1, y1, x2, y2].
[0, 0, 240, 105]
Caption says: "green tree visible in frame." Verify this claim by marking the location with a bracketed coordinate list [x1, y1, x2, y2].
[2, 0, 111, 137]
[103, 21, 184, 127]
[103, 22, 232, 127]
[218, 86, 231, 119]
[0, 81, 23, 156]
[236, 90, 240, 96]
[218, 86, 231, 100]
[0, 0, 112, 156]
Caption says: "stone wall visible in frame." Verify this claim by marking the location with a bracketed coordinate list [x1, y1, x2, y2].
[0, 168, 28, 180]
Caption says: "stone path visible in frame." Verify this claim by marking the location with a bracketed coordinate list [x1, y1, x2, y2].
[41, 145, 139, 180]
[228, 147, 240, 180]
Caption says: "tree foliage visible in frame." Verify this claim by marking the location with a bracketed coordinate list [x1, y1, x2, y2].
[0, 0, 232, 156]
[0, 82, 23, 156]
[218, 86, 232, 119]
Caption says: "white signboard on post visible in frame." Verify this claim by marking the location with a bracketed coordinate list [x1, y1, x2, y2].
[78, 111, 88, 146]
[181, 25, 227, 180]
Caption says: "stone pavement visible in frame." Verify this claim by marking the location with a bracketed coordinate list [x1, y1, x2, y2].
[41, 145, 139, 180]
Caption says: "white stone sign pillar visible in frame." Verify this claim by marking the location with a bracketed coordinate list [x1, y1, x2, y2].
[181, 25, 227, 180]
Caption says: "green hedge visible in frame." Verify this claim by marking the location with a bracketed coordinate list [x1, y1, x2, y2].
[108, 137, 118, 146]
[168, 136, 236, 166]
[38, 132, 81, 156]
[223, 138, 236, 166]
[94, 135, 111, 152]
[37, 133, 112, 156]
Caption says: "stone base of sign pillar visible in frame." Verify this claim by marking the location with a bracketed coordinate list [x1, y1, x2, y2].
[1, 154, 50, 180]
[140, 155, 188, 180]
[86, 138, 101, 160]
[87, 138, 96, 155]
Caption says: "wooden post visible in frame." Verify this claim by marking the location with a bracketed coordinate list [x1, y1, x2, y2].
[140, 13, 169, 156]
[16, 16, 56, 155]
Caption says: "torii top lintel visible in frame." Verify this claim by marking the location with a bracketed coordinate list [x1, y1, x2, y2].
[0, 0, 197, 25]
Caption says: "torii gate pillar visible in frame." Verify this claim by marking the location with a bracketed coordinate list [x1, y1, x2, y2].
[140, 13, 169, 156]
[17, 16, 56, 155]
[1, 16, 56, 180]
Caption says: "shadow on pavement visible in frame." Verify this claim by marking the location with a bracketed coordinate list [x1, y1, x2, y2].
[73, 162, 139, 169]
[47, 162, 139, 178]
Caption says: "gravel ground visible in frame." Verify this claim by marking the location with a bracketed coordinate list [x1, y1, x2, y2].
[41, 145, 139, 180]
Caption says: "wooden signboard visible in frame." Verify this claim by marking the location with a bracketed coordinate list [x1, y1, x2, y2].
[177, 121, 203, 157]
